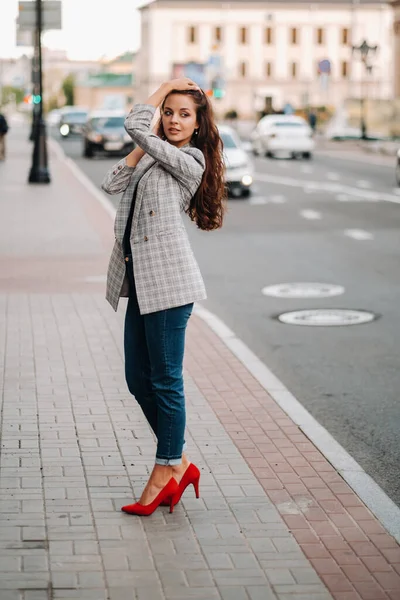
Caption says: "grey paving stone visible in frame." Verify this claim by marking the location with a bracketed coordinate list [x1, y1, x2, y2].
[163, 587, 220, 600]
[0, 557, 22, 571]
[219, 587, 249, 600]
[108, 589, 138, 600]
[53, 591, 107, 599]
[246, 586, 278, 600]
[212, 569, 268, 587]
[78, 571, 106, 587]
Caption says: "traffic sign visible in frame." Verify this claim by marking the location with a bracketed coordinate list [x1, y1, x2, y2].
[318, 59, 331, 74]
[17, 1, 62, 31]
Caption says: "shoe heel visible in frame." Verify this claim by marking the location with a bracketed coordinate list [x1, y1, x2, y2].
[193, 476, 200, 499]
[170, 493, 178, 514]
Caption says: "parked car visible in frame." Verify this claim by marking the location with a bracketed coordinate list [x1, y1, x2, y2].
[396, 148, 400, 187]
[46, 109, 62, 127]
[250, 114, 315, 159]
[219, 125, 253, 197]
[59, 108, 89, 137]
[82, 111, 134, 158]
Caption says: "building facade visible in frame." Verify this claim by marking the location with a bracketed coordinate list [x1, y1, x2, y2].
[393, 0, 400, 97]
[135, 0, 394, 118]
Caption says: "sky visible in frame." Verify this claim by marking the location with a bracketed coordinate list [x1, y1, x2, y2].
[1, 0, 147, 60]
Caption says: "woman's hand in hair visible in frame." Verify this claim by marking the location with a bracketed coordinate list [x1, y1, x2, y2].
[165, 77, 200, 92]
[146, 78, 200, 109]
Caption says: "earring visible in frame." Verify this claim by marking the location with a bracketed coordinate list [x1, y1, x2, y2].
[194, 129, 199, 136]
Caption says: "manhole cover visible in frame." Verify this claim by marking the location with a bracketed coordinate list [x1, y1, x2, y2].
[262, 283, 344, 299]
[277, 309, 376, 327]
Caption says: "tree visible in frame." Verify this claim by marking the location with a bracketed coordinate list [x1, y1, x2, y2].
[62, 74, 75, 106]
[1, 86, 25, 106]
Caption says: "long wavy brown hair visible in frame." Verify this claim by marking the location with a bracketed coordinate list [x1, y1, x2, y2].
[157, 89, 226, 231]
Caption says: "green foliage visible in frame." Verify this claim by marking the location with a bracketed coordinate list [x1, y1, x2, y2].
[1, 86, 25, 106]
[62, 74, 75, 105]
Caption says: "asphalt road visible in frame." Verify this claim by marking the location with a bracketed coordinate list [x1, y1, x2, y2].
[54, 130, 400, 507]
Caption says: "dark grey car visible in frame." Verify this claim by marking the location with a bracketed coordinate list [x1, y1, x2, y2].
[82, 113, 134, 158]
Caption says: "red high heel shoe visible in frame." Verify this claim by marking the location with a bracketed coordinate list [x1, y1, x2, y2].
[161, 463, 201, 507]
[121, 477, 179, 516]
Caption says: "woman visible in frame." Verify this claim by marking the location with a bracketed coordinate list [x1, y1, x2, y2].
[101, 77, 226, 515]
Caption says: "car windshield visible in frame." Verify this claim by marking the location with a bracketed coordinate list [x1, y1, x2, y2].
[221, 132, 238, 149]
[63, 112, 88, 123]
[91, 117, 125, 128]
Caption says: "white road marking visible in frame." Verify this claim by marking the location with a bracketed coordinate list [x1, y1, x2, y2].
[300, 209, 321, 220]
[344, 229, 374, 241]
[249, 195, 287, 205]
[357, 180, 372, 189]
[327, 172, 340, 181]
[336, 194, 349, 201]
[270, 195, 286, 203]
[249, 196, 268, 205]
[254, 172, 400, 204]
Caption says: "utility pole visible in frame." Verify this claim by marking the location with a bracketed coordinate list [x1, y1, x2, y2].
[28, 0, 50, 183]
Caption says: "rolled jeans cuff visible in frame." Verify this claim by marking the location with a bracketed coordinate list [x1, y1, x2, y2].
[155, 456, 182, 466]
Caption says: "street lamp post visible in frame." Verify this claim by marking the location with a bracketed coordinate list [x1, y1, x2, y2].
[28, 0, 50, 184]
[352, 39, 378, 141]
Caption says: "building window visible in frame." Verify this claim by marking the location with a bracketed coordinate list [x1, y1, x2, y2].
[291, 62, 298, 78]
[188, 26, 196, 44]
[265, 61, 272, 77]
[240, 61, 247, 77]
[341, 61, 349, 78]
[240, 27, 248, 44]
[342, 28, 349, 45]
[215, 26, 222, 43]
[317, 28, 324, 45]
[265, 27, 273, 44]
[290, 27, 298, 45]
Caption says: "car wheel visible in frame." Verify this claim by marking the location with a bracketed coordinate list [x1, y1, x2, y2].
[266, 151, 274, 158]
[396, 162, 400, 187]
[303, 152, 312, 160]
[83, 143, 94, 158]
[241, 188, 251, 198]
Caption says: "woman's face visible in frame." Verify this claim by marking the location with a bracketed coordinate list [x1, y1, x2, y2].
[161, 94, 199, 148]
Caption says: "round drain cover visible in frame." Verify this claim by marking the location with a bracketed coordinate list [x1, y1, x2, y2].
[278, 308, 376, 327]
[262, 283, 344, 299]
[278, 309, 376, 327]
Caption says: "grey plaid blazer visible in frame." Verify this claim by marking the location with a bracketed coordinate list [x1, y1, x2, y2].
[101, 103, 207, 314]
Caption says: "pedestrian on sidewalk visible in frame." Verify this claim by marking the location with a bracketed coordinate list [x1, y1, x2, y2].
[101, 77, 226, 515]
[0, 112, 9, 161]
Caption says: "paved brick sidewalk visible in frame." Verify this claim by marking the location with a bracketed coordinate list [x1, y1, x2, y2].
[0, 126, 399, 600]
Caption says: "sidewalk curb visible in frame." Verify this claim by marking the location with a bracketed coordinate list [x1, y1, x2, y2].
[49, 135, 400, 545]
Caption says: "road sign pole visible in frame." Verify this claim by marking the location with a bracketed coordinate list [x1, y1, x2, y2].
[28, 0, 50, 184]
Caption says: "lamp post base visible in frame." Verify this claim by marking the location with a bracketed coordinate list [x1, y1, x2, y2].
[28, 118, 51, 184]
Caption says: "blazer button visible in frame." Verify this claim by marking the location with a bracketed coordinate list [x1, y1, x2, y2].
[113, 170, 117, 175]
[118, 165, 123, 170]
[144, 236, 148, 242]
[149, 210, 155, 216]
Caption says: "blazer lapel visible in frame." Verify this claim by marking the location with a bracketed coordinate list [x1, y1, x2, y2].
[115, 156, 155, 242]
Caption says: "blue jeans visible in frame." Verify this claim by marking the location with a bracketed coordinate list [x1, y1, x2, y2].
[124, 254, 193, 466]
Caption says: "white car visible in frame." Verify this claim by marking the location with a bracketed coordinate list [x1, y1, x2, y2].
[396, 148, 400, 187]
[219, 125, 254, 197]
[251, 114, 314, 159]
